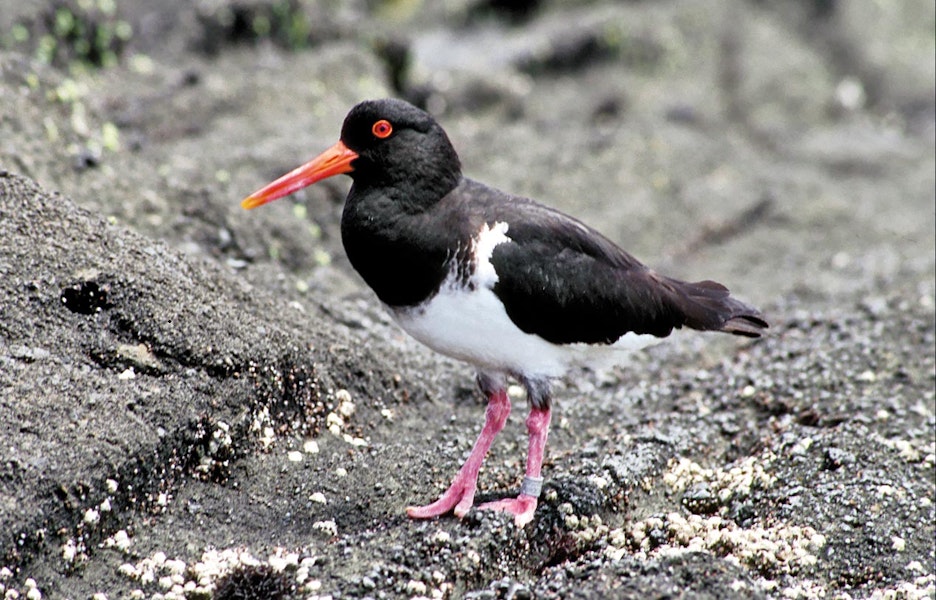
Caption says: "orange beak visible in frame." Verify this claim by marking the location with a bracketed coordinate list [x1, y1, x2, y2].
[241, 140, 358, 209]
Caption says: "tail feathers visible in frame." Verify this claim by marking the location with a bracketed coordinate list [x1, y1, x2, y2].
[671, 279, 768, 338]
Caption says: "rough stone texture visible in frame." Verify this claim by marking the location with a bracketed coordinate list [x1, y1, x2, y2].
[0, 0, 933, 598]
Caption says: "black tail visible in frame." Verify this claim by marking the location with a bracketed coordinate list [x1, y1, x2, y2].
[670, 279, 768, 338]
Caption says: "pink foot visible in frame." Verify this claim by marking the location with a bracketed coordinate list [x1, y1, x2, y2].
[478, 494, 538, 527]
[406, 476, 477, 520]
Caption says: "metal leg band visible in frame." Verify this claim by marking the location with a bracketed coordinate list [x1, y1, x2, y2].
[519, 476, 544, 498]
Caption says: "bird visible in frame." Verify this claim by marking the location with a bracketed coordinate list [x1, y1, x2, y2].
[241, 98, 767, 527]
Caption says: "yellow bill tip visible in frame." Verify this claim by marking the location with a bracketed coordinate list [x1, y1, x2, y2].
[240, 195, 266, 210]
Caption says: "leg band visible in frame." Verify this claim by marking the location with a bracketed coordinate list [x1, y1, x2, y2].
[519, 476, 544, 498]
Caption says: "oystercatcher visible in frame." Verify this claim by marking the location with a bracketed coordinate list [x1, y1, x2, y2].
[242, 98, 767, 526]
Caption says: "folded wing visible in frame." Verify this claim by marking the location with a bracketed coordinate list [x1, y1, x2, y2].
[487, 201, 768, 345]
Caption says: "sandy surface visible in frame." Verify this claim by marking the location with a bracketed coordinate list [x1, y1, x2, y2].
[1, 0, 934, 598]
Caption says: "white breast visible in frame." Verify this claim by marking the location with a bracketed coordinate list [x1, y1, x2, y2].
[387, 221, 663, 379]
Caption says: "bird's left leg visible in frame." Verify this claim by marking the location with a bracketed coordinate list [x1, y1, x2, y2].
[406, 373, 510, 520]
[478, 379, 551, 527]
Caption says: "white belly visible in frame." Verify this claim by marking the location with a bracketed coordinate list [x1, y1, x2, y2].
[388, 285, 662, 379]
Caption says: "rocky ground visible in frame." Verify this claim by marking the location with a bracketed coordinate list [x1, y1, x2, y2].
[1, 0, 934, 598]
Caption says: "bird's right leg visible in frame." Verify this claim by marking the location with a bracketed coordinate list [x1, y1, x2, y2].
[406, 375, 510, 520]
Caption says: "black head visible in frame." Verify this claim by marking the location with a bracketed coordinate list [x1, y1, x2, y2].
[241, 98, 461, 211]
[340, 99, 462, 195]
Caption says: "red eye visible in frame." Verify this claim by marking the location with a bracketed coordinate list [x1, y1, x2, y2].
[372, 119, 393, 139]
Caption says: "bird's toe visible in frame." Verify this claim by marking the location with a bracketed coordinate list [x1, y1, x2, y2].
[477, 494, 538, 526]
[406, 478, 477, 520]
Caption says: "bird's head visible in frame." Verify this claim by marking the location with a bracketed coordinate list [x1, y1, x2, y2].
[241, 98, 461, 210]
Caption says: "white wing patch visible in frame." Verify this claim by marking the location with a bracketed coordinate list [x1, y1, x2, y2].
[472, 221, 510, 287]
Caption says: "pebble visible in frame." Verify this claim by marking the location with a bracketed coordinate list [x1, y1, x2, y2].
[432, 530, 451, 544]
[105, 530, 132, 552]
[587, 474, 609, 489]
[313, 520, 338, 536]
[24, 581, 40, 600]
[790, 438, 813, 456]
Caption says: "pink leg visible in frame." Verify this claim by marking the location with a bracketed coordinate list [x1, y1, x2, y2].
[406, 388, 511, 520]
[478, 405, 551, 527]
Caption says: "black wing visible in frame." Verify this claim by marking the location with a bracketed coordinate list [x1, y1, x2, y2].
[481, 192, 767, 345]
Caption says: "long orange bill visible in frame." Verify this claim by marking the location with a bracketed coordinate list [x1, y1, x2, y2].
[241, 140, 358, 209]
